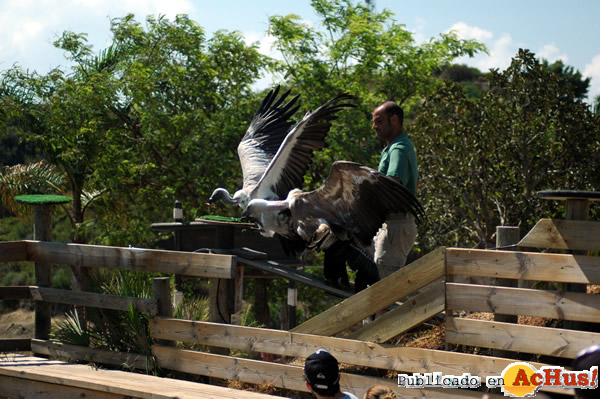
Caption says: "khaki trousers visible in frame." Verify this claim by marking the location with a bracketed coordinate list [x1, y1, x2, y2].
[373, 213, 417, 279]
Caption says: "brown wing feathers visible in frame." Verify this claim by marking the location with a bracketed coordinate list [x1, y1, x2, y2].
[294, 161, 424, 248]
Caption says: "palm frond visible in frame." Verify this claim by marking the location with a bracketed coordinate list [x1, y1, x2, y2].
[0, 160, 66, 218]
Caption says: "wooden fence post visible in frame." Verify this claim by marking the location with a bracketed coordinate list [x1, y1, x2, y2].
[152, 277, 173, 347]
[15, 194, 71, 340]
[33, 204, 52, 340]
[173, 200, 184, 309]
[152, 277, 173, 318]
[493, 225, 519, 358]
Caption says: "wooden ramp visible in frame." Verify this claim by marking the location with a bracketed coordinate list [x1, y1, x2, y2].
[0, 354, 283, 399]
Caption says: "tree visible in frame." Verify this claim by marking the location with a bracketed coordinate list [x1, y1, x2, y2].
[0, 14, 269, 245]
[437, 64, 488, 99]
[412, 49, 600, 250]
[266, 0, 487, 189]
[542, 59, 590, 101]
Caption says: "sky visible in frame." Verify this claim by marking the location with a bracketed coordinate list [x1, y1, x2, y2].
[1, 0, 599, 102]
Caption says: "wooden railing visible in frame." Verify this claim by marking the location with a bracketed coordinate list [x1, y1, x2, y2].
[3, 215, 599, 398]
[0, 240, 238, 340]
[445, 219, 600, 360]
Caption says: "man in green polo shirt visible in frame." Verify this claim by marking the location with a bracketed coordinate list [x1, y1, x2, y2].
[371, 101, 419, 278]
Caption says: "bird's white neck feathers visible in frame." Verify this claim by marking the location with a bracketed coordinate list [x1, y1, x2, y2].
[245, 198, 292, 237]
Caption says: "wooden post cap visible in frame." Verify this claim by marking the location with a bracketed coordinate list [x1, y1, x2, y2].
[14, 194, 72, 205]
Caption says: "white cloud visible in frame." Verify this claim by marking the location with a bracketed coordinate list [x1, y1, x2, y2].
[0, 0, 195, 72]
[411, 16, 428, 43]
[444, 22, 519, 72]
[584, 54, 600, 101]
[536, 43, 568, 64]
[477, 33, 516, 71]
[446, 21, 493, 42]
[453, 30, 517, 73]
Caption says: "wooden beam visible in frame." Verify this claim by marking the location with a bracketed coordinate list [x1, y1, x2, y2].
[0, 354, 281, 398]
[291, 247, 446, 336]
[25, 240, 236, 279]
[446, 282, 600, 322]
[347, 279, 445, 343]
[152, 345, 495, 399]
[0, 338, 31, 352]
[150, 317, 551, 379]
[27, 286, 159, 314]
[31, 339, 149, 370]
[446, 318, 600, 359]
[0, 375, 129, 399]
[0, 285, 33, 299]
[447, 248, 600, 284]
[238, 257, 351, 298]
[0, 241, 28, 262]
[518, 218, 600, 251]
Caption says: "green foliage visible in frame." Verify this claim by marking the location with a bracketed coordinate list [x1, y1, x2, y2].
[0, 216, 29, 240]
[267, 0, 487, 188]
[173, 294, 209, 322]
[1, 14, 269, 246]
[50, 269, 159, 372]
[0, 263, 33, 286]
[50, 310, 93, 346]
[542, 59, 590, 101]
[437, 64, 487, 99]
[0, 161, 66, 218]
[412, 49, 600, 250]
[51, 265, 72, 290]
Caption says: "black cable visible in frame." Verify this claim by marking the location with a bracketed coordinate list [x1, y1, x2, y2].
[216, 278, 227, 323]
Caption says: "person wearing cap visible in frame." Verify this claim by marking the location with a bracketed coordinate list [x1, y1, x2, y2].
[572, 345, 600, 399]
[304, 349, 359, 399]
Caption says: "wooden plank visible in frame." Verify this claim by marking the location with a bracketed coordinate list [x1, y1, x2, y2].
[31, 339, 149, 370]
[0, 240, 28, 262]
[152, 345, 494, 399]
[0, 285, 32, 299]
[446, 282, 600, 322]
[25, 240, 236, 279]
[518, 218, 600, 251]
[27, 286, 159, 314]
[0, 354, 283, 399]
[0, 374, 128, 399]
[291, 247, 446, 336]
[0, 338, 31, 352]
[238, 257, 352, 298]
[347, 279, 445, 343]
[150, 317, 550, 380]
[446, 318, 600, 359]
[447, 248, 600, 284]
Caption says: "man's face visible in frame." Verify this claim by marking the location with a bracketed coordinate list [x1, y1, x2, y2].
[372, 107, 393, 141]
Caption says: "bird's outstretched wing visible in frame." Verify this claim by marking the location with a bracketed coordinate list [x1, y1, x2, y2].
[250, 93, 357, 201]
[291, 161, 425, 247]
[237, 86, 301, 196]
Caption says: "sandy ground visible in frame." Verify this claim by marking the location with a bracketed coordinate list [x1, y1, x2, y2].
[0, 309, 66, 339]
[0, 308, 35, 339]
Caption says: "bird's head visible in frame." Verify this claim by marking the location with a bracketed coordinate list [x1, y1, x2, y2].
[208, 188, 229, 206]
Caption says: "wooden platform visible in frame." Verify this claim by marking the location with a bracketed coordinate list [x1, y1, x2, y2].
[0, 354, 283, 399]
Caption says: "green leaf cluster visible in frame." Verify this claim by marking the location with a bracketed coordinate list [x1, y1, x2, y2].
[413, 49, 600, 250]
[1, 14, 269, 245]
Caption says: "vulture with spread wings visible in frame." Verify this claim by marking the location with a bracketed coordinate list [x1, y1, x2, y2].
[209, 87, 424, 290]
[209, 86, 356, 210]
[242, 161, 424, 255]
